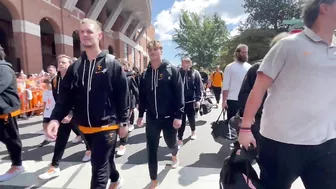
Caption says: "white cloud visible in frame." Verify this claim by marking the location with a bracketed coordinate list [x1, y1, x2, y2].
[229, 26, 240, 37]
[154, 0, 247, 41]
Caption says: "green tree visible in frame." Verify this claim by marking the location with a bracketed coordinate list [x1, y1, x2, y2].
[219, 29, 277, 65]
[242, 0, 304, 31]
[173, 11, 229, 69]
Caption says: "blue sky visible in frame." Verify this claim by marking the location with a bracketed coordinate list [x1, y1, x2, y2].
[151, 0, 247, 65]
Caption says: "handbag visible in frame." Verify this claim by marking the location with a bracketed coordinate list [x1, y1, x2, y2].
[220, 142, 263, 189]
[211, 109, 238, 145]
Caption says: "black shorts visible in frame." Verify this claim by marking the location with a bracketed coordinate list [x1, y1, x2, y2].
[43, 118, 51, 123]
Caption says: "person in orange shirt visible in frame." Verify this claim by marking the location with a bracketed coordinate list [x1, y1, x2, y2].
[210, 65, 224, 107]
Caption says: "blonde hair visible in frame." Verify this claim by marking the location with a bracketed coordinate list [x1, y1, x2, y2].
[270, 32, 291, 47]
[80, 18, 102, 31]
[57, 54, 73, 64]
[182, 56, 192, 62]
[147, 40, 163, 50]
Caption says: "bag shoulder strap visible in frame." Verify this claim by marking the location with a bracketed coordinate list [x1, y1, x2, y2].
[72, 57, 82, 76]
[105, 54, 116, 91]
[166, 63, 173, 76]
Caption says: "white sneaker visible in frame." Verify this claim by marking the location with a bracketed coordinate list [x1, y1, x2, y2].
[171, 156, 179, 169]
[38, 166, 60, 180]
[109, 176, 124, 189]
[82, 151, 91, 162]
[177, 140, 183, 150]
[128, 125, 134, 132]
[160, 131, 163, 138]
[72, 136, 82, 144]
[117, 146, 126, 156]
[0, 166, 25, 182]
[190, 133, 197, 140]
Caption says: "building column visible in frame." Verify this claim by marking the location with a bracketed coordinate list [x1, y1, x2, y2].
[103, 0, 124, 32]
[129, 21, 140, 39]
[12, 20, 42, 73]
[87, 0, 108, 20]
[54, 34, 74, 57]
[63, 0, 79, 12]
[135, 26, 147, 43]
[120, 13, 133, 34]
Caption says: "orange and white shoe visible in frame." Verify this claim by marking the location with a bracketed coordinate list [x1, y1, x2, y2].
[150, 180, 159, 189]
[171, 155, 179, 169]
[38, 166, 60, 180]
[109, 176, 124, 189]
[82, 150, 91, 162]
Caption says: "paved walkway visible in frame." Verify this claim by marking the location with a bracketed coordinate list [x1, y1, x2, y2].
[0, 96, 305, 188]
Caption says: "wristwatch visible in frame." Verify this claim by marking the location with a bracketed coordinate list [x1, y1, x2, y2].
[120, 122, 128, 127]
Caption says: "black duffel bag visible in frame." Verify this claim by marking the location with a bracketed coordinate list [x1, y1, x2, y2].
[211, 109, 237, 145]
[220, 142, 263, 189]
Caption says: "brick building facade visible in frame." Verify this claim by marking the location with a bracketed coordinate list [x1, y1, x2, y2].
[0, 0, 154, 74]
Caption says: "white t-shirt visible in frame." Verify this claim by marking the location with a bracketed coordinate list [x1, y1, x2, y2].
[222, 61, 251, 100]
[258, 28, 336, 145]
[43, 90, 55, 118]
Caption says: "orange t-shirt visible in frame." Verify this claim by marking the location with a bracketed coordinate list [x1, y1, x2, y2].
[211, 72, 223, 87]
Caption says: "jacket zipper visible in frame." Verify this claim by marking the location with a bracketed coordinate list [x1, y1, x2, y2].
[86, 60, 92, 127]
[154, 69, 158, 119]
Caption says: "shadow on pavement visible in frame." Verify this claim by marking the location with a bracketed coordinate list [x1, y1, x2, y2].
[142, 165, 171, 189]
[177, 145, 231, 186]
[62, 150, 87, 162]
[127, 132, 146, 145]
[120, 146, 171, 170]
[19, 133, 42, 140]
[0, 162, 81, 189]
[195, 120, 207, 127]
[0, 142, 84, 162]
[18, 120, 43, 129]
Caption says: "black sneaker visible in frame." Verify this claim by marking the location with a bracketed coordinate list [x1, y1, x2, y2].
[38, 140, 50, 147]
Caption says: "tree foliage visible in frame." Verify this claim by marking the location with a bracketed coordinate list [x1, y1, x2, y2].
[173, 11, 229, 69]
[242, 0, 305, 31]
[219, 29, 277, 65]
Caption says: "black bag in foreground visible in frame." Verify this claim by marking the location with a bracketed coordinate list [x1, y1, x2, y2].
[220, 142, 263, 189]
[211, 109, 237, 145]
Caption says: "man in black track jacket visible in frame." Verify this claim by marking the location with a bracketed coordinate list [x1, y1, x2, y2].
[137, 40, 184, 189]
[46, 18, 129, 189]
[38, 54, 90, 180]
[177, 57, 202, 147]
[0, 45, 25, 182]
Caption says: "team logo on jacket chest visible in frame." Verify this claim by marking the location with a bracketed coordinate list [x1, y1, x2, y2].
[159, 73, 163, 80]
[97, 65, 102, 71]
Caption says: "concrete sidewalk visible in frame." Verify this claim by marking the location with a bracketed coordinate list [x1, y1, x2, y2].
[0, 160, 305, 189]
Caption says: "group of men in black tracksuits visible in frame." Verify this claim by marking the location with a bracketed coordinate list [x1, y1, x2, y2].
[0, 19, 204, 189]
